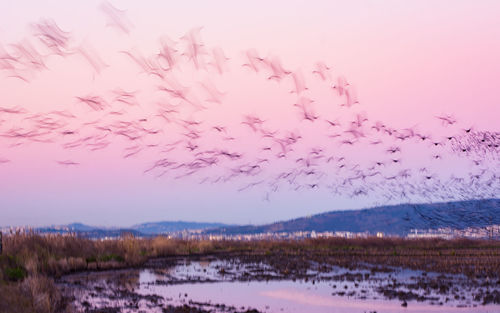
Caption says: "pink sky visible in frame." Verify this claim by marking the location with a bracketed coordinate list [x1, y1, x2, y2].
[0, 1, 498, 227]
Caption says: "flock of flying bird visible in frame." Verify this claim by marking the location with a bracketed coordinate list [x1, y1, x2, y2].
[0, 2, 498, 206]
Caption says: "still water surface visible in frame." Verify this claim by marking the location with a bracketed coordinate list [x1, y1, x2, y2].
[60, 258, 500, 313]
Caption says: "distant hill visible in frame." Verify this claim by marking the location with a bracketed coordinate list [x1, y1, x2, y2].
[131, 221, 229, 235]
[29, 199, 500, 238]
[65, 223, 100, 232]
[35, 221, 230, 238]
[205, 199, 500, 236]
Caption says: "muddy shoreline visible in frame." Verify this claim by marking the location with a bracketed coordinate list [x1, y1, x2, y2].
[58, 253, 500, 313]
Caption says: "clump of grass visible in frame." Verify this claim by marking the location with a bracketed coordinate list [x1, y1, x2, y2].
[0, 274, 70, 313]
[151, 236, 178, 255]
[4, 266, 26, 281]
[99, 254, 124, 262]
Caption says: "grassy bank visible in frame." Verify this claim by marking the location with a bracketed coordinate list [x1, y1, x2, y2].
[1, 233, 499, 312]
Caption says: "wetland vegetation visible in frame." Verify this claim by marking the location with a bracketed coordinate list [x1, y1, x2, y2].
[1, 233, 499, 312]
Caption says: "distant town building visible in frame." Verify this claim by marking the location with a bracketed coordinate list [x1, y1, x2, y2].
[1, 224, 499, 241]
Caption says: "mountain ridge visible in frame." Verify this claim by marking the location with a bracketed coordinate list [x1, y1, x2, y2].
[31, 220, 231, 238]
[204, 199, 500, 236]
[11, 199, 498, 238]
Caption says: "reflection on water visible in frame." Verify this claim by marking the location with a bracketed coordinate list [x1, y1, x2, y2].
[262, 289, 342, 307]
[58, 258, 500, 313]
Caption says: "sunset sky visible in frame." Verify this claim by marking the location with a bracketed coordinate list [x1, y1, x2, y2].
[0, 1, 498, 227]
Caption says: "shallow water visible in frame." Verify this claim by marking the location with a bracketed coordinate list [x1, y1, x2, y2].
[59, 258, 500, 313]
